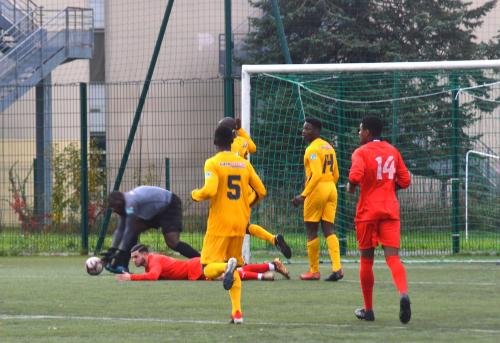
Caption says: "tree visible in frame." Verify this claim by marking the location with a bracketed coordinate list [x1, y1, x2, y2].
[242, 0, 499, 185]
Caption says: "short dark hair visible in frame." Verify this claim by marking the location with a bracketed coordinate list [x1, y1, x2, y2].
[214, 125, 234, 147]
[218, 117, 237, 130]
[131, 244, 149, 254]
[361, 116, 383, 137]
[304, 117, 322, 131]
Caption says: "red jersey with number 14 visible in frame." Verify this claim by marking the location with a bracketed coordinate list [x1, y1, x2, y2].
[349, 140, 411, 222]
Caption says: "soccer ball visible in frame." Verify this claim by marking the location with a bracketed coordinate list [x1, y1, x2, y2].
[85, 256, 103, 276]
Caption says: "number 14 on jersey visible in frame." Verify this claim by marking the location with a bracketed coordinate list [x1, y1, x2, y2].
[375, 156, 395, 180]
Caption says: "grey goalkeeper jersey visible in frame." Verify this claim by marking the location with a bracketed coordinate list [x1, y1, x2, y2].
[123, 186, 173, 220]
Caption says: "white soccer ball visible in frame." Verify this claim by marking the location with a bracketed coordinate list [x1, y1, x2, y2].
[85, 256, 103, 276]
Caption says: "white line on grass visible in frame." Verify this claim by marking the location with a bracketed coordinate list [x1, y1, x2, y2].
[1, 314, 499, 334]
[340, 280, 497, 286]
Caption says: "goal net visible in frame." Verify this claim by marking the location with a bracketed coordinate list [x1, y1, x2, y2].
[241, 61, 500, 258]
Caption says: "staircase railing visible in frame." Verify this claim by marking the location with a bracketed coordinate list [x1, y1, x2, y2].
[0, 7, 39, 52]
[0, 7, 93, 85]
[0, 0, 39, 27]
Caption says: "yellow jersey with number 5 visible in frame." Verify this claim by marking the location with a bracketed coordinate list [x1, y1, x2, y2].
[301, 137, 339, 198]
[192, 151, 266, 237]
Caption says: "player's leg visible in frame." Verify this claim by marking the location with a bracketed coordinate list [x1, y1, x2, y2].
[241, 262, 271, 273]
[321, 187, 343, 281]
[201, 234, 244, 323]
[247, 224, 292, 259]
[300, 221, 321, 280]
[380, 220, 411, 324]
[160, 194, 200, 258]
[162, 231, 200, 258]
[322, 221, 343, 281]
[354, 221, 376, 321]
[225, 237, 245, 323]
[301, 192, 322, 280]
[238, 267, 274, 281]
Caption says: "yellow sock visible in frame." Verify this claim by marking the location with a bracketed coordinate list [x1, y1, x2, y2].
[203, 263, 227, 279]
[307, 237, 320, 273]
[326, 234, 342, 271]
[248, 224, 275, 245]
[229, 270, 242, 315]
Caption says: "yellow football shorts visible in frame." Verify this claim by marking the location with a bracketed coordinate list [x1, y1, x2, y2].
[303, 182, 337, 223]
[200, 234, 245, 266]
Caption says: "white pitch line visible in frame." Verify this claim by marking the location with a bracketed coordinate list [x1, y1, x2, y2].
[340, 280, 496, 286]
[0, 314, 499, 334]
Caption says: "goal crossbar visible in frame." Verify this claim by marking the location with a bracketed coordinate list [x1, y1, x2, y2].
[241, 59, 500, 134]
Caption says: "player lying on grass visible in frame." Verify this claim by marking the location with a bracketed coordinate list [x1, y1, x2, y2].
[101, 186, 200, 274]
[116, 244, 290, 282]
[218, 116, 292, 260]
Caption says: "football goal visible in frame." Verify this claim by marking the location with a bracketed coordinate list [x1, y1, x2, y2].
[241, 60, 500, 260]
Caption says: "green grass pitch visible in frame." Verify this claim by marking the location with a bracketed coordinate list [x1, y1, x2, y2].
[0, 256, 498, 342]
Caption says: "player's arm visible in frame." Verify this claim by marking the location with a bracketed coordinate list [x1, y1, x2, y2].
[248, 162, 266, 206]
[191, 160, 219, 201]
[347, 149, 365, 193]
[332, 150, 340, 185]
[300, 149, 323, 198]
[129, 264, 163, 281]
[237, 128, 257, 154]
[395, 152, 411, 190]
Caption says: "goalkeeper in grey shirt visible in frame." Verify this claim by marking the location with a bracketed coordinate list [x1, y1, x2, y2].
[101, 186, 200, 273]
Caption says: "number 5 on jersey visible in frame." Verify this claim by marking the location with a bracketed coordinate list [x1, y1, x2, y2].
[227, 175, 241, 199]
[375, 156, 395, 180]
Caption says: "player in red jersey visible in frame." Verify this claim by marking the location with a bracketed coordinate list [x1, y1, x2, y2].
[116, 244, 290, 282]
[347, 116, 412, 324]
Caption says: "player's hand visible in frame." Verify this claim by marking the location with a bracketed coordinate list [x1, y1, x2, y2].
[235, 117, 241, 130]
[292, 195, 305, 207]
[116, 272, 132, 281]
[346, 182, 356, 193]
[100, 248, 117, 264]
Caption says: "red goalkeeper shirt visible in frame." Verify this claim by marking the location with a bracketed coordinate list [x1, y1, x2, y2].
[349, 140, 411, 222]
[130, 254, 204, 281]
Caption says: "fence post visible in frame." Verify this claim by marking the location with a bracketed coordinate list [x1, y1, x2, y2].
[451, 75, 460, 253]
[337, 78, 347, 256]
[95, 0, 175, 253]
[223, 0, 234, 118]
[392, 72, 400, 145]
[165, 158, 170, 190]
[80, 83, 89, 254]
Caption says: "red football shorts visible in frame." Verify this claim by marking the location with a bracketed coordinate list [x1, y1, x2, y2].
[355, 220, 400, 249]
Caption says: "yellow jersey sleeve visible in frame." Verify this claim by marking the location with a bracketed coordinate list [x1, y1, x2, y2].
[301, 145, 323, 197]
[191, 159, 219, 201]
[247, 160, 266, 205]
[237, 128, 257, 155]
[332, 149, 339, 184]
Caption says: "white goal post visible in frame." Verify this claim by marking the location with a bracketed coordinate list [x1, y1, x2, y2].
[240, 59, 500, 263]
[465, 150, 499, 241]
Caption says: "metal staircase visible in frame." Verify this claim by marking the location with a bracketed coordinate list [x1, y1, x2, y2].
[0, 1, 93, 112]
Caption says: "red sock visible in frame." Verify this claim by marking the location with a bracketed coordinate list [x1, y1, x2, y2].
[238, 269, 259, 280]
[360, 256, 374, 311]
[385, 255, 408, 295]
[241, 263, 269, 273]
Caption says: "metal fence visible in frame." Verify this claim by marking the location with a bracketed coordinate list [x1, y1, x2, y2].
[0, 78, 498, 256]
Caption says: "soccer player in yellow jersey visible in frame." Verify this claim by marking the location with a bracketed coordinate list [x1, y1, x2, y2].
[218, 117, 292, 260]
[192, 125, 266, 324]
[292, 117, 344, 281]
